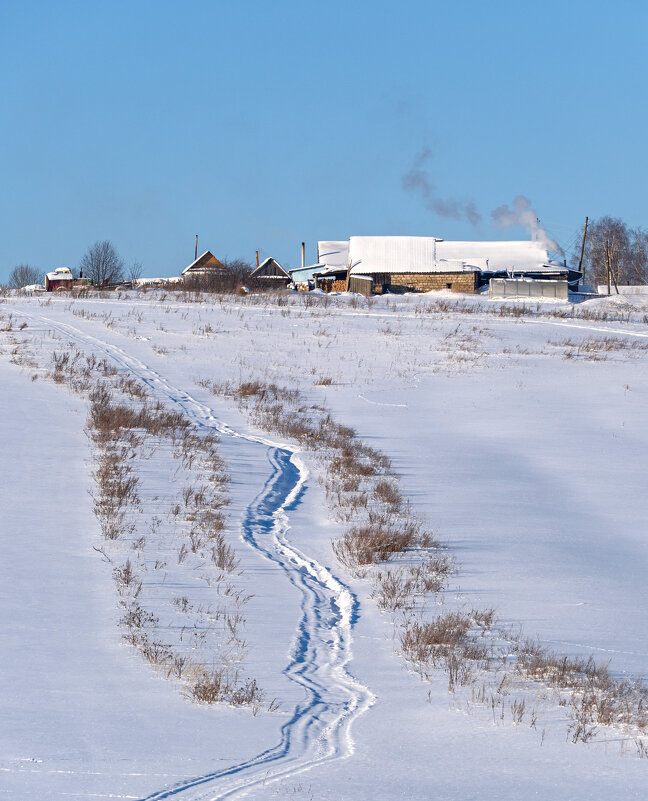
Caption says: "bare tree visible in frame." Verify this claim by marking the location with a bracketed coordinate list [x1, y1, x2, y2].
[128, 260, 143, 282]
[79, 241, 124, 287]
[184, 258, 257, 293]
[8, 264, 42, 289]
[575, 217, 648, 286]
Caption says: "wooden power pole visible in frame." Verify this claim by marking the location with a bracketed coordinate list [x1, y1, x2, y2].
[578, 216, 589, 277]
[605, 239, 611, 295]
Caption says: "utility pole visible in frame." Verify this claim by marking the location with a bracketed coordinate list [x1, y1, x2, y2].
[578, 216, 588, 278]
[195, 234, 198, 261]
[605, 238, 621, 295]
[606, 239, 611, 295]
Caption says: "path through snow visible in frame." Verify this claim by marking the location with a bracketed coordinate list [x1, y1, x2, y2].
[12, 309, 374, 800]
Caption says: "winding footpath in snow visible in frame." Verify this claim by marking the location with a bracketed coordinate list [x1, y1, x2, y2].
[11, 308, 375, 800]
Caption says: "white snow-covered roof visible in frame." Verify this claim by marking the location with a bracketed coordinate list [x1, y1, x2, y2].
[313, 265, 348, 277]
[317, 241, 349, 269]
[347, 236, 553, 276]
[289, 264, 322, 281]
[349, 236, 444, 275]
[435, 240, 551, 271]
[45, 270, 73, 281]
[132, 277, 170, 286]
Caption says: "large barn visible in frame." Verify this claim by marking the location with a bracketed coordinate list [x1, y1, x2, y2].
[348, 236, 481, 294]
[313, 236, 574, 296]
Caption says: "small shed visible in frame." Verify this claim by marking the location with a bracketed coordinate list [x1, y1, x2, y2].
[289, 264, 322, 291]
[250, 258, 290, 285]
[314, 266, 348, 293]
[45, 267, 74, 291]
[348, 275, 373, 297]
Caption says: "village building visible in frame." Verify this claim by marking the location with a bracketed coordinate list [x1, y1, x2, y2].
[313, 235, 579, 296]
[313, 266, 349, 292]
[347, 237, 481, 295]
[317, 241, 349, 269]
[288, 264, 322, 291]
[250, 257, 290, 286]
[182, 251, 226, 283]
[44, 267, 74, 291]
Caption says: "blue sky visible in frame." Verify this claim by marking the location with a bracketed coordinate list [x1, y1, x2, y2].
[1, 0, 647, 281]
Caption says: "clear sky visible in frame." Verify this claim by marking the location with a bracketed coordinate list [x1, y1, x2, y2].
[2, 0, 647, 281]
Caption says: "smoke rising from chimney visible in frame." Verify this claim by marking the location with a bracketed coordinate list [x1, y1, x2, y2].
[491, 195, 564, 256]
[402, 148, 482, 226]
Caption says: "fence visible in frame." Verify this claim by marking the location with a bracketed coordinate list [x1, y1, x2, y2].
[596, 285, 648, 296]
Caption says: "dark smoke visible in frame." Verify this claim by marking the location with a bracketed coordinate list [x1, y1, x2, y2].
[402, 148, 482, 226]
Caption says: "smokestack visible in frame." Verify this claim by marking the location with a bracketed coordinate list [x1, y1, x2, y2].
[195, 234, 198, 261]
[301, 242, 305, 268]
[256, 250, 259, 268]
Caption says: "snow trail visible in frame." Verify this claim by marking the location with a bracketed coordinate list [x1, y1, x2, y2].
[13, 309, 374, 800]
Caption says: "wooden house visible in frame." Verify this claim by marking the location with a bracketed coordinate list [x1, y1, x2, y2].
[182, 251, 226, 283]
[250, 258, 290, 286]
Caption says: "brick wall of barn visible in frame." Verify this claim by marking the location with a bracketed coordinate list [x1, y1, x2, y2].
[373, 272, 479, 294]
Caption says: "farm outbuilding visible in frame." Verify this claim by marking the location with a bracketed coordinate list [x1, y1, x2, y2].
[317, 241, 349, 269]
[296, 235, 575, 295]
[289, 265, 322, 291]
[489, 278, 568, 300]
[45, 267, 74, 291]
[250, 258, 290, 286]
[182, 251, 226, 283]
[348, 237, 481, 294]
[313, 266, 348, 293]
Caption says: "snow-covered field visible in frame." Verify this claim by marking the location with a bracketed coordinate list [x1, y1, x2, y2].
[1, 289, 647, 800]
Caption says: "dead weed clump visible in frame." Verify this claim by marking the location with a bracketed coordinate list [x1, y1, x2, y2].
[188, 668, 264, 711]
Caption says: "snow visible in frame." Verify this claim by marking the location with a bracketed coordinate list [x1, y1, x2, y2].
[1, 291, 648, 799]
[435, 239, 551, 270]
[317, 241, 349, 269]
[347, 236, 554, 274]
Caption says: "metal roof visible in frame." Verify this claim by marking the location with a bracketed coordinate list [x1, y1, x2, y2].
[348, 236, 553, 275]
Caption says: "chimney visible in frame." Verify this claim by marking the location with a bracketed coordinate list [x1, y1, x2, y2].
[256, 250, 259, 268]
[301, 242, 305, 268]
[195, 234, 198, 261]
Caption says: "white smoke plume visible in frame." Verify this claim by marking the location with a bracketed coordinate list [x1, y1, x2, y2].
[491, 195, 564, 256]
[402, 148, 481, 226]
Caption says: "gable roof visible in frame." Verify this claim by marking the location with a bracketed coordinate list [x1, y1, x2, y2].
[182, 251, 226, 275]
[250, 257, 290, 279]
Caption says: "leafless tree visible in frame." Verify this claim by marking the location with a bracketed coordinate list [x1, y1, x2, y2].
[79, 240, 124, 287]
[128, 260, 144, 282]
[8, 264, 42, 288]
[576, 217, 648, 286]
[184, 258, 258, 293]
